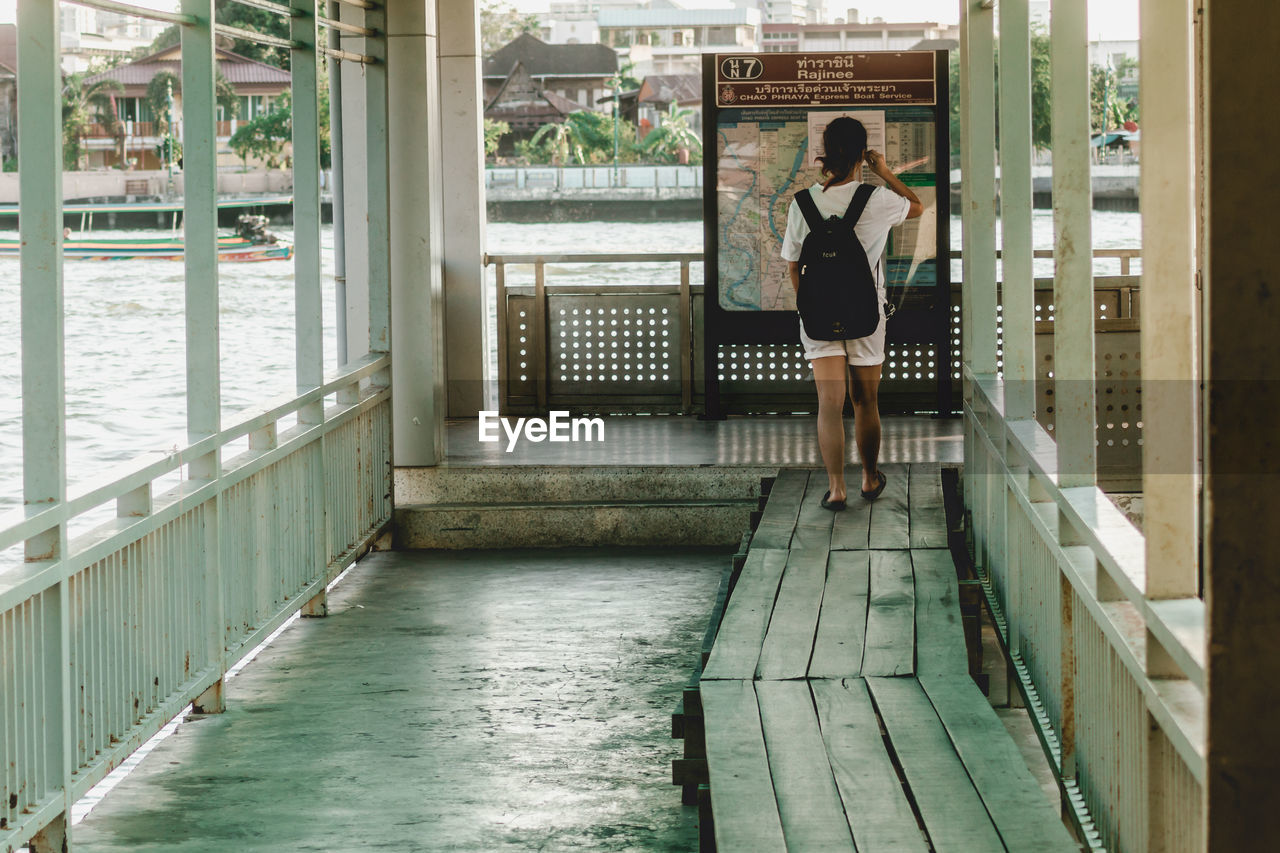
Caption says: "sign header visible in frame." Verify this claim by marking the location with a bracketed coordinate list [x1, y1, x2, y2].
[714, 51, 936, 107]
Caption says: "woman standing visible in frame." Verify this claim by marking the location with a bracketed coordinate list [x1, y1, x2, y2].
[780, 117, 924, 510]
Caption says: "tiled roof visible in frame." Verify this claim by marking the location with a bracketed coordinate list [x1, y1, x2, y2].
[84, 47, 290, 88]
[640, 74, 700, 106]
[483, 33, 616, 80]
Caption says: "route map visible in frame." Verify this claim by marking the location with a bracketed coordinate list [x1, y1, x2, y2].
[716, 106, 939, 312]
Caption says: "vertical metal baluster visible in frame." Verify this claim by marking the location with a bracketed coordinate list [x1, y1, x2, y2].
[535, 261, 548, 412]
[679, 260, 692, 412]
[496, 262, 508, 413]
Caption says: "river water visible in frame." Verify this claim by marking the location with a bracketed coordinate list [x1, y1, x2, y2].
[0, 210, 1141, 534]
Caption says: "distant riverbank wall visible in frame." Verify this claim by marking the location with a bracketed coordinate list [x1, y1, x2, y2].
[949, 164, 1140, 212]
[487, 163, 1139, 219]
[485, 165, 703, 221]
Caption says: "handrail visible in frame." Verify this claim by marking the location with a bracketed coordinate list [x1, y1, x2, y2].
[0, 354, 388, 557]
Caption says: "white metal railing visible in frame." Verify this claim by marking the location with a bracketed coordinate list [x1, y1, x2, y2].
[484, 164, 702, 191]
[3, 1, 393, 849]
[0, 356, 391, 850]
[960, 1, 1204, 851]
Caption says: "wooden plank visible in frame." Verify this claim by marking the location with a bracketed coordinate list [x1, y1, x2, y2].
[831, 465, 873, 550]
[869, 463, 911, 550]
[792, 469, 835, 550]
[757, 548, 828, 680]
[752, 469, 809, 549]
[920, 676, 1079, 852]
[755, 681, 857, 852]
[908, 463, 948, 549]
[912, 549, 970, 677]
[808, 551, 871, 679]
[866, 678, 1005, 853]
[702, 549, 788, 680]
[700, 679, 787, 852]
[860, 550, 915, 677]
[811, 679, 929, 853]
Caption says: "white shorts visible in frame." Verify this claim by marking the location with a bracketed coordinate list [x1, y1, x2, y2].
[799, 313, 887, 366]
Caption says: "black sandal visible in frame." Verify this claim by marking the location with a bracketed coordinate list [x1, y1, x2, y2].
[821, 490, 847, 512]
[860, 471, 887, 501]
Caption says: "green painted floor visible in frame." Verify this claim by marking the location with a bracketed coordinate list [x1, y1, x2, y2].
[73, 548, 725, 852]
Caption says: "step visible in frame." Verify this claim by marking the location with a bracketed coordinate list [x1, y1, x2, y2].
[395, 465, 776, 505]
[393, 498, 757, 549]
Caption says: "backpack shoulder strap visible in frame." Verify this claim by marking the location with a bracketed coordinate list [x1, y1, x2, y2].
[793, 188, 825, 231]
[841, 183, 876, 225]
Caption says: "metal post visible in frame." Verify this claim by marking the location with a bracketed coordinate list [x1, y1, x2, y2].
[1139, 0, 1198, 601]
[998, 0, 1036, 421]
[964, 0, 998, 378]
[327, 1, 348, 367]
[364, 0, 391, 371]
[958, 0, 973, 509]
[1049, 0, 1096, 489]
[292, 0, 324, 421]
[1205, 0, 1280, 847]
[181, 0, 226, 710]
[388, 0, 445, 463]
[438, 0, 488, 418]
[17, 2, 71, 845]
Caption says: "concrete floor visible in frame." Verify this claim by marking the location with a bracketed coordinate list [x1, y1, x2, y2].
[73, 548, 725, 853]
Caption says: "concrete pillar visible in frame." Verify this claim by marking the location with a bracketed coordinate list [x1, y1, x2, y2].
[387, 0, 446, 464]
[1204, 0, 1280, 846]
[438, 0, 489, 417]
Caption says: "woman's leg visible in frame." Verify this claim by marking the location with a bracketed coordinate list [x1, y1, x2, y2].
[849, 364, 883, 493]
[812, 355, 852, 502]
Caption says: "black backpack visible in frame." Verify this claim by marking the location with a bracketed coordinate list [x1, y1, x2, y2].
[794, 183, 880, 341]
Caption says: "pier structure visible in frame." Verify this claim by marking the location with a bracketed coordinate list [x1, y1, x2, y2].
[2, 1, 1279, 851]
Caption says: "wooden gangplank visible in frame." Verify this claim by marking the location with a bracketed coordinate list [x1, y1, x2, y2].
[697, 464, 1079, 853]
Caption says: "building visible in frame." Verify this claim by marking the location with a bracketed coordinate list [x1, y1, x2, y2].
[60, 4, 168, 74]
[484, 33, 619, 115]
[635, 72, 701, 133]
[0, 24, 14, 165]
[761, 14, 958, 52]
[752, 0, 826, 25]
[81, 46, 291, 169]
[598, 7, 761, 76]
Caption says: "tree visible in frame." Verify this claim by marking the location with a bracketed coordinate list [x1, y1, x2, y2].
[481, 0, 541, 55]
[62, 73, 123, 170]
[484, 118, 510, 158]
[640, 102, 701, 164]
[229, 92, 291, 169]
[949, 26, 1052, 165]
[529, 117, 585, 165]
[145, 69, 239, 134]
[215, 1, 292, 69]
[1090, 62, 1138, 133]
[141, 2, 291, 68]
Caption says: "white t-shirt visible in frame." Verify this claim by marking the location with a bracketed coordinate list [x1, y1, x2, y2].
[780, 181, 911, 303]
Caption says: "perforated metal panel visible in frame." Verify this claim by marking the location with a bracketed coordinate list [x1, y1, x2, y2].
[1036, 327, 1142, 488]
[503, 293, 538, 405]
[548, 294, 682, 398]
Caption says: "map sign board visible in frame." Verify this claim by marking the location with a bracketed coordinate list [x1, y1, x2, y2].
[702, 51, 950, 416]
